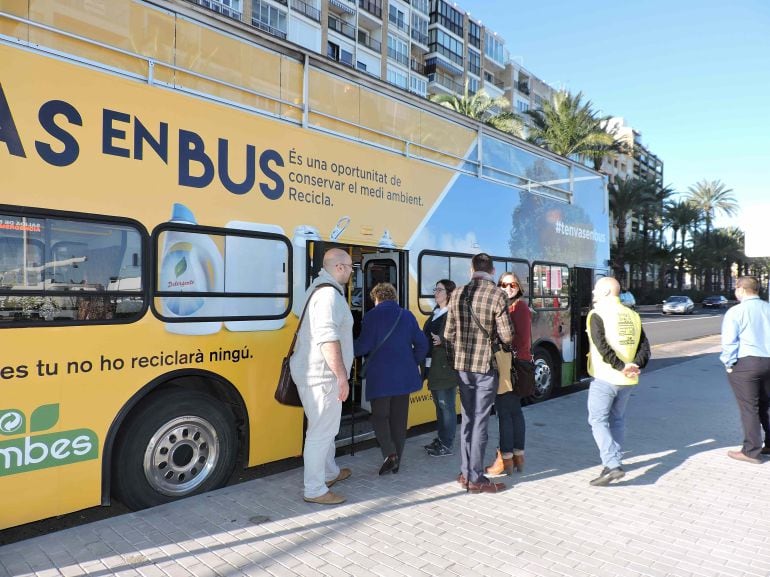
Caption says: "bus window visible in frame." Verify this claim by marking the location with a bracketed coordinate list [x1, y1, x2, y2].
[0, 213, 144, 325]
[418, 251, 475, 313]
[153, 227, 291, 326]
[531, 263, 569, 310]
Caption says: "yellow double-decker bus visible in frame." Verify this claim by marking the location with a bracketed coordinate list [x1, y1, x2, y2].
[0, 1, 610, 528]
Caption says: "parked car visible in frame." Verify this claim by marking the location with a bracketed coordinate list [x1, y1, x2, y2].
[619, 290, 636, 310]
[702, 295, 728, 309]
[662, 295, 695, 315]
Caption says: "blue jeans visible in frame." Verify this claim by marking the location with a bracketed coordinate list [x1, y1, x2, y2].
[587, 379, 634, 469]
[431, 387, 457, 448]
[494, 392, 525, 453]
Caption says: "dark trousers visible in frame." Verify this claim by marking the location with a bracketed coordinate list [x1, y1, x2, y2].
[370, 394, 410, 460]
[727, 356, 770, 459]
[760, 386, 770, 447]
[494, 392, 525, 453]
[458, 369, 498, 484]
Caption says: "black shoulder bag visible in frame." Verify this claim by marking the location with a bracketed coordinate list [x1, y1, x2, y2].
[275, 283, 341, 407]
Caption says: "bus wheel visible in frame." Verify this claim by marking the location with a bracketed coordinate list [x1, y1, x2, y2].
[112, 389, 237, 510]
[529, 347, 555, 403]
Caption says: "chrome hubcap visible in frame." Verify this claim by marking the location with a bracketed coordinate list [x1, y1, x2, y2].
[143, 416, 219, 496]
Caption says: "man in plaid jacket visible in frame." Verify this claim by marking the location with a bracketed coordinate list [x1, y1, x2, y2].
[445, 253, 514, 493]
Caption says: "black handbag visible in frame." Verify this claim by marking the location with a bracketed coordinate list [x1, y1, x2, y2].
[512, 358, 536, 398]
[275, 283, 340, 407]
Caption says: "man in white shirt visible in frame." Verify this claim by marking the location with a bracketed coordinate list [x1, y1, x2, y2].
[720, 276, 770, 464]
[290, 248, 354, 503]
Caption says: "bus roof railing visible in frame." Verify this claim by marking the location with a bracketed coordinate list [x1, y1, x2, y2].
[0, 9, 605, 203]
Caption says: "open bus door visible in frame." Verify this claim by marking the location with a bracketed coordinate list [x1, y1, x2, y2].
[303, 244, 407, 449]
[358, 252, 405, 413]
[572, 267, 596, 381]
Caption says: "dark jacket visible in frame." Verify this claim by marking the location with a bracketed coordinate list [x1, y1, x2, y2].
[355, 300, 429, 400]
[422, 310, 457, 390]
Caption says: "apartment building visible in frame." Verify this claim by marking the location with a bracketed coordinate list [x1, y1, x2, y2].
[504, 61, 556, 124]
[187, 0, 509, 100]
[602, 117, 665, 251]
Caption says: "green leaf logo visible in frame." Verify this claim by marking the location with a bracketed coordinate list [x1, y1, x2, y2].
[0, 410, 25, 436]
[30, 404, 59, 433]
[175, 257, 187, 278]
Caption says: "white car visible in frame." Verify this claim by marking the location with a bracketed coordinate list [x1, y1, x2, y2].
[662, 295, 695, 315]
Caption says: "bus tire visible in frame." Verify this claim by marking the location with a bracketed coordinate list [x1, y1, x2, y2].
[528, 347, 555, 403]
[112, 389, 237, 510]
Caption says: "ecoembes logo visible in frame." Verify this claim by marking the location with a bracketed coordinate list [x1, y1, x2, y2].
[0, 405, 99, 477]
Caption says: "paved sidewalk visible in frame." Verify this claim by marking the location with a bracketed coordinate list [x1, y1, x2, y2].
[3, 335, 770, 577]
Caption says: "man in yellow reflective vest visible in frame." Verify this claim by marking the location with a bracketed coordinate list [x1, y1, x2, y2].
[586, 277, 651, 486]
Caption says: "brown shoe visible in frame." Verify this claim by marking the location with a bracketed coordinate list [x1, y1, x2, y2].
[304, 491, 346, 505]
[467, 480, 507, 494]
[485, 449, 513, 476]
[727, 450, 761, 464]
[761, 446, 770, 456]
[512, 454, 525, 472]
[326, 468, 352, 488]
[457, 473, 468, 489]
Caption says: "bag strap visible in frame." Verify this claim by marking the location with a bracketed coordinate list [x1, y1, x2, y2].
[463, 289, 493, 346]
[287, 283, 342, 357]
[363, 308, 403, 370]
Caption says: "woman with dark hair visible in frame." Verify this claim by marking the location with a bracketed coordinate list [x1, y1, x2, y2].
[422, 279, 459, 457]
[486, 272, 532, 475]
[355, 283, 428, 475]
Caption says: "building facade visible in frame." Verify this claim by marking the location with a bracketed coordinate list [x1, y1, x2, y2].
[187, 0, 510, 100]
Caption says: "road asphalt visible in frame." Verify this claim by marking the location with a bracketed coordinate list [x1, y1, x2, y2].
[2, 334, 769, 577]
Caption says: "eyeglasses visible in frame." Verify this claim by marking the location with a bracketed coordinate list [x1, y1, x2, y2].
[433, 287, 446, 293]
[499, 282, 518, 289]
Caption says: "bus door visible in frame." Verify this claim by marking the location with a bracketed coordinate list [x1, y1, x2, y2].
[357, 252, 406, 413]
[572, 267, 596, 380]
[361, 252, 404, 311]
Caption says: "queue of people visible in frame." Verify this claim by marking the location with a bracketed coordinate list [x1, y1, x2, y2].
[289, 248, 658, 505]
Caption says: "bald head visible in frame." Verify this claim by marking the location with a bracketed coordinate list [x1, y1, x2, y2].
[323, 248, 353, 284]
[593, 277, 620, 303]
[323, 248, 350, 269]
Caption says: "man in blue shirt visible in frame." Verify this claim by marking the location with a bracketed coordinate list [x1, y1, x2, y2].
[720, 276, 770, 464]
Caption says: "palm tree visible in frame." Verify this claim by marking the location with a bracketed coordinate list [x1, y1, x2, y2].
[430, 83, 523, 137]
[686, 179, 738, 238]
[686, 179, 738, 291]
[608, 176, 648, 285]
[663, 200, 701, 289]
[525, 90, 618, 164]
[638, 181, 674, 290]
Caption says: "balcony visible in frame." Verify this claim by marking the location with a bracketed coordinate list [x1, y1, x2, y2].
[517, 81, 530, 95]
[251, 18, 287, 40]
[388, 14, 409, 36]
[428, 73, 463, 94]
[328, 0, 356, 15]
[290, 0, 320, 21]
[357, 30, 382, 52]
[193, 0, 243, 20]
[484, 79, 505, 99]
[328, 14, 356, 40]
[410, 58, 426, 75]
[359, 0, 382, 19]
[388, 47, 409, 67]
[410, 28, 429, 46]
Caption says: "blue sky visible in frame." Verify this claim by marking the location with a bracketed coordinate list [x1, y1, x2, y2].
[459, 0, 770, 229]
